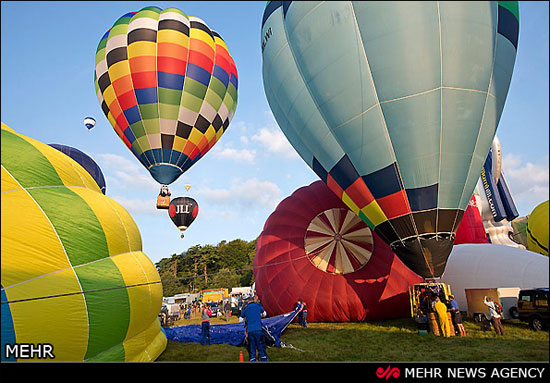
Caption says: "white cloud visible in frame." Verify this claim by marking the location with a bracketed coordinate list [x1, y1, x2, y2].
[230, 111, 299, 160]
[96, 153, 159, 192]
[229, 120, 250, 133]
[196, 178, 281, 211]
[251, 127, 299, 159]
[211, 145, 256, 164]
[109, 195, 159, 216]
[502, 153, 549, 213]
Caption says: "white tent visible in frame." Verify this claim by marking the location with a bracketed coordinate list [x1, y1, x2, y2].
[440, 244, 549, 315]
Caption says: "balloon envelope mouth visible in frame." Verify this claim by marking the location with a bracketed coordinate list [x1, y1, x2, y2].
[149, 165, 183, 185]
[388, 234, 455, 279]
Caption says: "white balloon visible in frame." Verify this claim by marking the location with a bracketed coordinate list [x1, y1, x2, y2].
[441, 244, 549, 318]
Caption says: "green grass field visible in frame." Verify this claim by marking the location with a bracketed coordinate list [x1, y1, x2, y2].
[156, 315, 549, 362]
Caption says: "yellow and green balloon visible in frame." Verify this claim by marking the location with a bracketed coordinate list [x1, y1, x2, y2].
[1, 123, 166, 361]
[527, 200, 549, 256]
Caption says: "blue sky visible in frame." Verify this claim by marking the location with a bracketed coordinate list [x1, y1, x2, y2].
[1, 1, 548, 264]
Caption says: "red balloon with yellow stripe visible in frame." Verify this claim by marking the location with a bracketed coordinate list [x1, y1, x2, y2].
[94, 6, 238, 186]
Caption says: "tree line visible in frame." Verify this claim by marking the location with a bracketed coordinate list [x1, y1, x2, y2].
[155, 239, 257, 297]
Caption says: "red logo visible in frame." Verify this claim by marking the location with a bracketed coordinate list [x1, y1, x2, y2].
[168, 204, 176, 217]
[376, 366, 401, 380]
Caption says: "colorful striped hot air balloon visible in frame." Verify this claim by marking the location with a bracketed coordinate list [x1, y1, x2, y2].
[1, 123, 166, 361]
[94, 6, 238, 188]
[261, 1, 519, 279]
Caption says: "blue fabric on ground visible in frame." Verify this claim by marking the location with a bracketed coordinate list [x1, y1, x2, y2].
[164, 310, 300, 347]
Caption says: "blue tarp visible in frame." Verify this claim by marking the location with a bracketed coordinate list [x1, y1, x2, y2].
[164, 310, 300, 348]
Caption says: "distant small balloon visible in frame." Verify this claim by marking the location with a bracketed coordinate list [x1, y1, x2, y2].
[185, 184, 191, 192]
[84, 117, 96, 130]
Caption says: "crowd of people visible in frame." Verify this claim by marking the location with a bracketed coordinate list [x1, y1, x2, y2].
[159, 299, 233, 327]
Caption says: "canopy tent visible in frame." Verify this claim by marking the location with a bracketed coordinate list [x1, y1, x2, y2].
[163, 310, 300, 348]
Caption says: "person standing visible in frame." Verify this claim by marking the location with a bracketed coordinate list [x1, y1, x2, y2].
[433, 296, 451, 337]
[200, 304, 213, 345]
[240, 295, 268, 362]
[448, 295, 466, 336]
[224, 299, 232, 322]
[295, 299, 304, 326]
[301, 300, 308, 328]
[483, 296, 505, 336]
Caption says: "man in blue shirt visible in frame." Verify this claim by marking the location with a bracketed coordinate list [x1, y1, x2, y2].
[448, 295, 466, 337]
[240, 295, 268, 362]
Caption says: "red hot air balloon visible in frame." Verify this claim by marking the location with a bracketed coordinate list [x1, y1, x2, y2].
[454, 195, 489, 245]
[254, 181, 423, 322]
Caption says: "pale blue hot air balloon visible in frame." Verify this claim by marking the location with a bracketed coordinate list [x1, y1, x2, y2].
[261, 1, 519, 279]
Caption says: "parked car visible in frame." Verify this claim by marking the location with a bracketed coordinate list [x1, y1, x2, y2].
[513, 288, 549, 331]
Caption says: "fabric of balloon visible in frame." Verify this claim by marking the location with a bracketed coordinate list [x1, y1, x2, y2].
[94, 6, 238, 186]
[454, 195, 489, 245]
[168, 196, 199, 233]
[1, 123, 166, 362]
[48, 144, 107, 194]
[254, 181, 423, 322]
[527, 200, 549, 256]
[261, 1, 519, 279]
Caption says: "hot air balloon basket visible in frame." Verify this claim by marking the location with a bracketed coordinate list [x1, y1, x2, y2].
[157, 195, 170, 209]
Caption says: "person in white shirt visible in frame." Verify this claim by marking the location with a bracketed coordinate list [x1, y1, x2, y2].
[483, 296, 505, 336]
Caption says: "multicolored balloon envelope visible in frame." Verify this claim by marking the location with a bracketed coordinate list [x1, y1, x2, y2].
[1, 123, 166, 361]
[261, 1, 519, 279]
[527, 200, 549, 256]
[254, 181, 423, 322]
[169, 197, 199, 237]
[48, 144, 107, 194]
[94, 6, 238, 186]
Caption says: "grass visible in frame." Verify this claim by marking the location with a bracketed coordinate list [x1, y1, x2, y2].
[156, 315, 549, 362]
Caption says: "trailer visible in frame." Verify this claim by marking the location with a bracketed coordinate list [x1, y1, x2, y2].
[464, 287, 520, 321]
